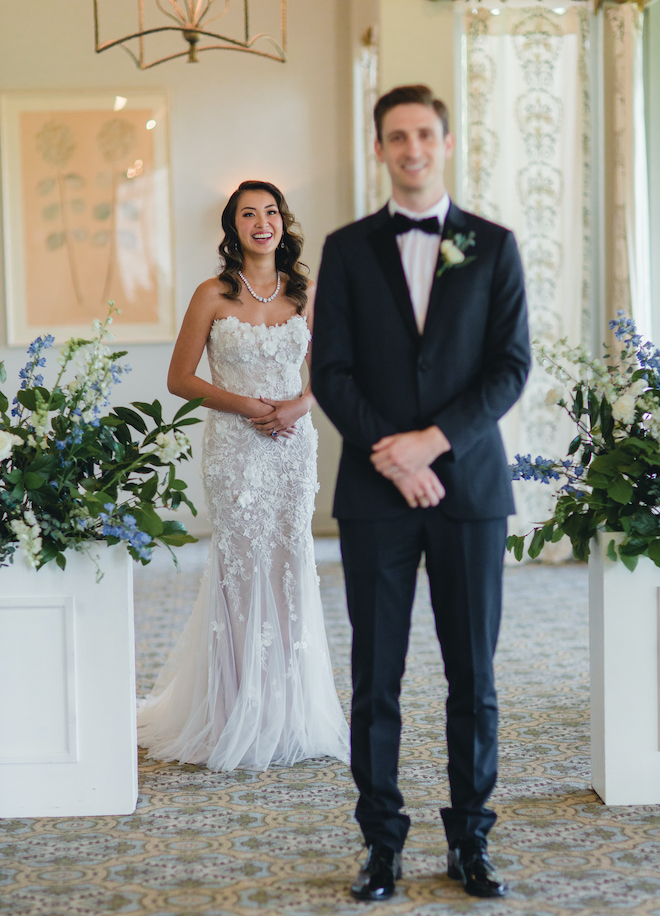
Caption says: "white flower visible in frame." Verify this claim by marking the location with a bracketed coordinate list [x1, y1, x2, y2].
[611, 394, 636, 426]
[31, 406, 50, 440]
[0, 430, 23, 462]
[628, 378, 647, 398]
[440, 239, 466, 265]
[644, 406, 660, 443]
[154, 431, 191, 463]
[67, 337, 129, 422]
[544, 388, 561, 406]
[594, 379, 617, 403]
[10, 512, 42, 567]
[154, 432, 177, 461]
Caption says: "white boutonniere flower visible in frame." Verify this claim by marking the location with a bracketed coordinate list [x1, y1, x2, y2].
[440, 239, 465, 265]
[437, 231, 477, 278]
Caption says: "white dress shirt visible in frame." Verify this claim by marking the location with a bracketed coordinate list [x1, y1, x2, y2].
[389, 194, 450, 333]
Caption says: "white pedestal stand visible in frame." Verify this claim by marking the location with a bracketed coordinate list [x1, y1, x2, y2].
[589, 532, 660, 804]
[0, 544, 137, 817]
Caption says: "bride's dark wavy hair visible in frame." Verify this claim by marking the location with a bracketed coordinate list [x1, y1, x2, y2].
[218, 180, 308, 313]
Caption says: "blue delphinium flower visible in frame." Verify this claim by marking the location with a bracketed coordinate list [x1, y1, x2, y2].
[17, 334, 56, 395]
[610, 310, 642, 347]
[98, 505, 152, 561]
[609, 311, 660, 373]
[27, 334, 54, 357]
[510, 454, 561, 484]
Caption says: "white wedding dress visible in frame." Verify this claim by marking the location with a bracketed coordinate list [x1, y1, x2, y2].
[137, 314, 350, 770]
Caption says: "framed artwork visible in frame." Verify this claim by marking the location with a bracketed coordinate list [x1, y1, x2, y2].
[0, 90, 175, 345]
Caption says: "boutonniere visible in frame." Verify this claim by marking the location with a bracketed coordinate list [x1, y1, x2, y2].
[436, 231, 477, 278]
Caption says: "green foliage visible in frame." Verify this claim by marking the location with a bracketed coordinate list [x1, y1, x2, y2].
[508, 323, 660, 571]
[0, 305, 204, 573]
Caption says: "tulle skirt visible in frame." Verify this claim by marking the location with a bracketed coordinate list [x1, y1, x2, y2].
[137, 536, 350, 771]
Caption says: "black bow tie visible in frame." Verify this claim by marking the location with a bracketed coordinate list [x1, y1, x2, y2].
[392, 212, 441, 236]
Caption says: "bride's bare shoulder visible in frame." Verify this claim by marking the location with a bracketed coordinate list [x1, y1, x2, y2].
[194, 276, 228, 300]
[188, 276, 234, 311]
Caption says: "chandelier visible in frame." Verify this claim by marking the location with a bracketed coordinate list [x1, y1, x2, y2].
[93, 1, 287, 69]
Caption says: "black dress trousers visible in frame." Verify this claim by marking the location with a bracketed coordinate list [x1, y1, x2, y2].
[339, 508, 507, 852]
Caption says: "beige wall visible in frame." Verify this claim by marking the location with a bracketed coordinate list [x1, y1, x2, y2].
[0, 0, 353, 535]
[379, 0, 456, 199]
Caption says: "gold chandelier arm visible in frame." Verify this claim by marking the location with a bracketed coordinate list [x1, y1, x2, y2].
[243, 31, 285, 58]
[126, 42, 285, 69]
[118, 42, 146, 68]
[197, 0, 231, 28]
[166, 0, 189, 24]
[168, 0, 191, 23]
[98, 24, 280, 54]
[94, 0, 287, 66]
[193, 0, 210, 21]
[154, 0, 187, 26]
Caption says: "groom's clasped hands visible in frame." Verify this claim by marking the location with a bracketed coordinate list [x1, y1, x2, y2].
[370, 426, 450, 508]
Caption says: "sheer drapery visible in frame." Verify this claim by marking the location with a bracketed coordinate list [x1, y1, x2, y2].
[458, 0, 592, 537]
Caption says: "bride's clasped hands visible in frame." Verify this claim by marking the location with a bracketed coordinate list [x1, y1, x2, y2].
[249, 393, 312, 439]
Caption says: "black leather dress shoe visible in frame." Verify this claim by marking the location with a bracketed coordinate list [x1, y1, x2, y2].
[447, 843, 508, 898]
[350, 845, 403, 901]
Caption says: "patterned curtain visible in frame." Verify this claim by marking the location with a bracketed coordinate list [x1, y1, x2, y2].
[457, 0, 593, 539]
[603, 1, 651, 339]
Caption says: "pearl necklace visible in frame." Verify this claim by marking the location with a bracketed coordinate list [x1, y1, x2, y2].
[238, 270, 281, 303]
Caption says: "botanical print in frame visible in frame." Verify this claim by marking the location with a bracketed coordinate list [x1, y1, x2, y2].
[0, 91, 175, 345]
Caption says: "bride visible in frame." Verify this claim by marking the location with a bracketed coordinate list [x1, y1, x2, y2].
[137, 180, 350, 770]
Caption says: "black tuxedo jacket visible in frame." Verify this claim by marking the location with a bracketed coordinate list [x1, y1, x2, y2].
[311, 202, 531, 521]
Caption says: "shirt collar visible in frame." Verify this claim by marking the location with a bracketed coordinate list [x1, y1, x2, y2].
[388, 193, 450, 227]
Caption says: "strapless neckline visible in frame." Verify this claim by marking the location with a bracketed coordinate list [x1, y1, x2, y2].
[212, 314, 305, 332]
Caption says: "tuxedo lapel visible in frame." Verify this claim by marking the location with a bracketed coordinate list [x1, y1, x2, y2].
[423, 202, 470, 337]
[367, 208, 420, 344]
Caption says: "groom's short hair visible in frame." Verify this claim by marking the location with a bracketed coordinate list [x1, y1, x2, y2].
[374, 85, 450, 142]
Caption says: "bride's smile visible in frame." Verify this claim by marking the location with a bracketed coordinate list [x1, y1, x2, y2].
[236, 190, 283, 258]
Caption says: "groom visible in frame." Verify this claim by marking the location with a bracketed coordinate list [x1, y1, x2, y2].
[312, 85, 530, 900]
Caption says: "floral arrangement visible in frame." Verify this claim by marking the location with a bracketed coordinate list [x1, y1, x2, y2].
[0, 303, 202, 574]
[508, 311, 660, 571]
[436, 231, 476, 278]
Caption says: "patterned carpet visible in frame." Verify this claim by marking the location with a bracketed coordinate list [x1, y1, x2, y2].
[2, 539, 660, 916]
